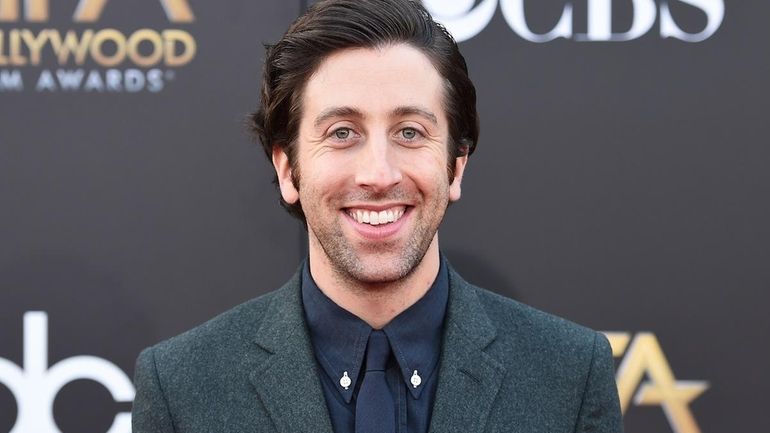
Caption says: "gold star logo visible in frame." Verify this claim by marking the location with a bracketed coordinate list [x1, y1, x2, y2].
[606, 332, 709, 433]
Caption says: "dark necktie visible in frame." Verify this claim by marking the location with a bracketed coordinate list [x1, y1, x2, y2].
[355, 330, 395, 433]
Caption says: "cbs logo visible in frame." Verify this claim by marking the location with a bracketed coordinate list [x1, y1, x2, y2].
[422, 0, 724, 43]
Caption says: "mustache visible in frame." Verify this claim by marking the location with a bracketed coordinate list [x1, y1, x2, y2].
[336, 187, 412, 204]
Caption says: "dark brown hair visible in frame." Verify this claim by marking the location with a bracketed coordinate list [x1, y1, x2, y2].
[250, 0, 479, 221]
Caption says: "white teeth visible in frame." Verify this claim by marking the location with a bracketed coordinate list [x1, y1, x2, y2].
[348, 206, 407, 225]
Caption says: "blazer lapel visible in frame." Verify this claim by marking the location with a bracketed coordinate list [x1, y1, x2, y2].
[248, 271, 334, 433]
[428, 266, 506, 433]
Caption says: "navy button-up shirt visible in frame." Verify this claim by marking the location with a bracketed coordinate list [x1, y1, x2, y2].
[301, 260, 449, 433]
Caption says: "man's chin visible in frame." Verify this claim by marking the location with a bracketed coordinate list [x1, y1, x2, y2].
[337, 254, 422, 286]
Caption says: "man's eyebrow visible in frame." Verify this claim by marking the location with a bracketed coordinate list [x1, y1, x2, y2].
[313, 106, 439, 128]
[314, 106, 365, 129]
[392, 106, 438, 126]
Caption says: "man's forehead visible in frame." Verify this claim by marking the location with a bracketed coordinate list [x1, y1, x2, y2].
[300, 44, 447, 123]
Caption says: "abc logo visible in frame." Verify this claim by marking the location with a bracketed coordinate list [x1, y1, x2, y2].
[0, 312, 134, 433]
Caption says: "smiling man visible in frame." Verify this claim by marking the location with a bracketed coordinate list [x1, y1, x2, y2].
[132, 1, 623, 433]
[272, 43, 464, 331]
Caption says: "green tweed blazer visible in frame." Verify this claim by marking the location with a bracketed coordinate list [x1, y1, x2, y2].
[132, 264, 623, 433]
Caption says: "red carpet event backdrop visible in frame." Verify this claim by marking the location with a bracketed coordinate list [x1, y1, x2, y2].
[1, 1, 767, 432]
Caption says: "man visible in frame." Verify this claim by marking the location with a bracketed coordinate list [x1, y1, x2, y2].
[132, 0, 623, 432]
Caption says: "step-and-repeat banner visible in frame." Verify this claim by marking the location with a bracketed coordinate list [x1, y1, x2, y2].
[1, 1, 767, 432]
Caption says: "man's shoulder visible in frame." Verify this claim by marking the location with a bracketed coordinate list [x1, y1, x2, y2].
[477, 284, 597, 340]
[447, 274, 622, 432]
[454, 274, 604, 359]
[457, 279, 612, 394]
[144, 278, 298, 370]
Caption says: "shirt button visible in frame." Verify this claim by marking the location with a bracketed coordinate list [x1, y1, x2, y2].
[410, 370, 421, 388]
[340, 371, 351, 390]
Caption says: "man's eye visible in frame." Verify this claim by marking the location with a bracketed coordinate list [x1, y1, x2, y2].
[401, 128, 418, 140]
[333, 128, 351, 139]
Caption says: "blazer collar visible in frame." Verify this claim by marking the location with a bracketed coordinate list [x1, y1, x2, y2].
[427, 262, 507, 433]
[249, 267, 335, 433]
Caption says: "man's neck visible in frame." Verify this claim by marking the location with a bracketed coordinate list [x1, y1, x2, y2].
[308, 238, 441, 329]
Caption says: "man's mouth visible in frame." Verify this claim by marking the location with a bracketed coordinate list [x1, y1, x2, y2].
[346, 206, 407, 225]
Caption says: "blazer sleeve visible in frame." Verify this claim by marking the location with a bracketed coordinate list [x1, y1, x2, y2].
[573, 332, 624, 433]
[132, 346, 176, 433]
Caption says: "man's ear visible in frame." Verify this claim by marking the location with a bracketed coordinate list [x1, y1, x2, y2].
[449, 155, 468, 202]
[272, 146, 299, 204]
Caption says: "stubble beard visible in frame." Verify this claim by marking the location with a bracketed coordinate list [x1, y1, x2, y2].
[305, 190, 447, 291]
[312, 216, 435, 288]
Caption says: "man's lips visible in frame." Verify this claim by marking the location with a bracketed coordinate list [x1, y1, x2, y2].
[345, 205, 407, 225]
[342, 205, 412, 239]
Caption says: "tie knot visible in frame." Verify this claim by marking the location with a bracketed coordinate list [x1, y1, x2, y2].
[364, 330, 390, 372]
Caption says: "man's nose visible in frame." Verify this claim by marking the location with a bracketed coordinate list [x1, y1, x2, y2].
[354, 136, 403, 192]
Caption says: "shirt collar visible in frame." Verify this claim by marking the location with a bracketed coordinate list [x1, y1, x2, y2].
[301, 258, 449, 403]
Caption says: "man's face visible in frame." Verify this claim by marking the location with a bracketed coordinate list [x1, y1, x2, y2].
[273, 43, 467, 285]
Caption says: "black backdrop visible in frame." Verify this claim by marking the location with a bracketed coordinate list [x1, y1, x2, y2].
[1, 1, 768, 432]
